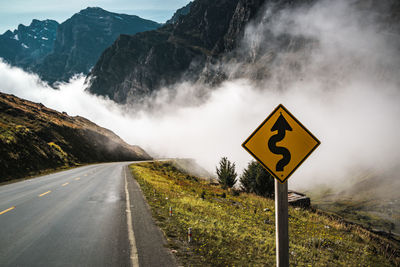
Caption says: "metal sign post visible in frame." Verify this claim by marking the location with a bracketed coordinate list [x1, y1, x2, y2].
[275, 180, 289, 267]
[242, 104, 320, 267]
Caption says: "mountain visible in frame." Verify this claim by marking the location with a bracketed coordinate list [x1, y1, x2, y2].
[0, 8, 161, 85]
[0, 92, 151, 182]
[85, 0, 400, 104]
[166, 1, 193, 24]
[35, 7, 161, 84]
[86, 0, 267, 103]
[0, 19, 59, 68]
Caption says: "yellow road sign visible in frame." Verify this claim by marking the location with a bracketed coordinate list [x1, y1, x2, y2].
[242, 104, 320, 183]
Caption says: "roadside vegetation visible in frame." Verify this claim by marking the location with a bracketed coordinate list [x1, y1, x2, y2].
[129, 161, 399, 266]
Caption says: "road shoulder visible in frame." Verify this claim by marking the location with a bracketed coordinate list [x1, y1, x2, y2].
[124, 166, 177, 267]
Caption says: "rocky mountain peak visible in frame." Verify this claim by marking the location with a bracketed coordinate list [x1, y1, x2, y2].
[3, 30, 13, 38]
[166, 2, 193, 24]
[79, 6, 105, 13]
[0, 19, 58, 68]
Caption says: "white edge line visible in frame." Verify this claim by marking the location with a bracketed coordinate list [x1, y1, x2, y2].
[125, 167, 140, 267]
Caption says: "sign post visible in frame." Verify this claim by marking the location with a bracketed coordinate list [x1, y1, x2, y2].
[242, 104, 320, 267]
[275, 180, 288, 267]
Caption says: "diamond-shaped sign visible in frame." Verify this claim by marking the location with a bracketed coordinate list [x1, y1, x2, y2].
[242, 104, 320, 183]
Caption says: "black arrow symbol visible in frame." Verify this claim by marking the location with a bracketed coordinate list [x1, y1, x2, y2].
[268, 113, 292, 172]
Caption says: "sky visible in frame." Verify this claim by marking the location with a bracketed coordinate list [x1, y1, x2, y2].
[0, 0, 191, 33]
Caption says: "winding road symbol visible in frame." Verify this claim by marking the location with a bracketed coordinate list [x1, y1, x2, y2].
[268, 113, 292, 172]
[242, 104, 320, 183]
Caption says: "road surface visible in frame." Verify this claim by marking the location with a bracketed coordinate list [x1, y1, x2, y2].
[0, 162, 176, 267]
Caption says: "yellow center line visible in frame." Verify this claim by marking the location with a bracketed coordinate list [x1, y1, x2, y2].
[74, 177, 80, 181]
[62, 182, 69, 186]
[84, 174, 88, 177]
[0, 206, 15, 215]
[38, 191, 51, 197]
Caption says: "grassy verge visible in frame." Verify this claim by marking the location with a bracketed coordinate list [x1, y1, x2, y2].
[129, 161, 399, 266]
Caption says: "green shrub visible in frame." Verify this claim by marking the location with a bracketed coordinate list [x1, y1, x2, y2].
[240, 160, 274, 197]
[216, 157, 237, 189]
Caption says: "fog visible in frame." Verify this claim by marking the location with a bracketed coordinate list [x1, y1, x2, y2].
[1, 0, 399, 191]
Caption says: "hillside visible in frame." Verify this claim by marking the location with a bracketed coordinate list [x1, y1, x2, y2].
[0, 92, 151, 182]
[129, 161, 399, 266]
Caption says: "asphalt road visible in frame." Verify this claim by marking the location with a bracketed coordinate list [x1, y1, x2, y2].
[0, 162, 176, 267]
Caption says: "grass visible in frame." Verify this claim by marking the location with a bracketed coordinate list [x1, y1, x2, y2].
[129, 161, 400, 266]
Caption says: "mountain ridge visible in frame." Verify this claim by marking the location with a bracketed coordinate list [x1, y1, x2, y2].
[0, 19, 59, 69]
